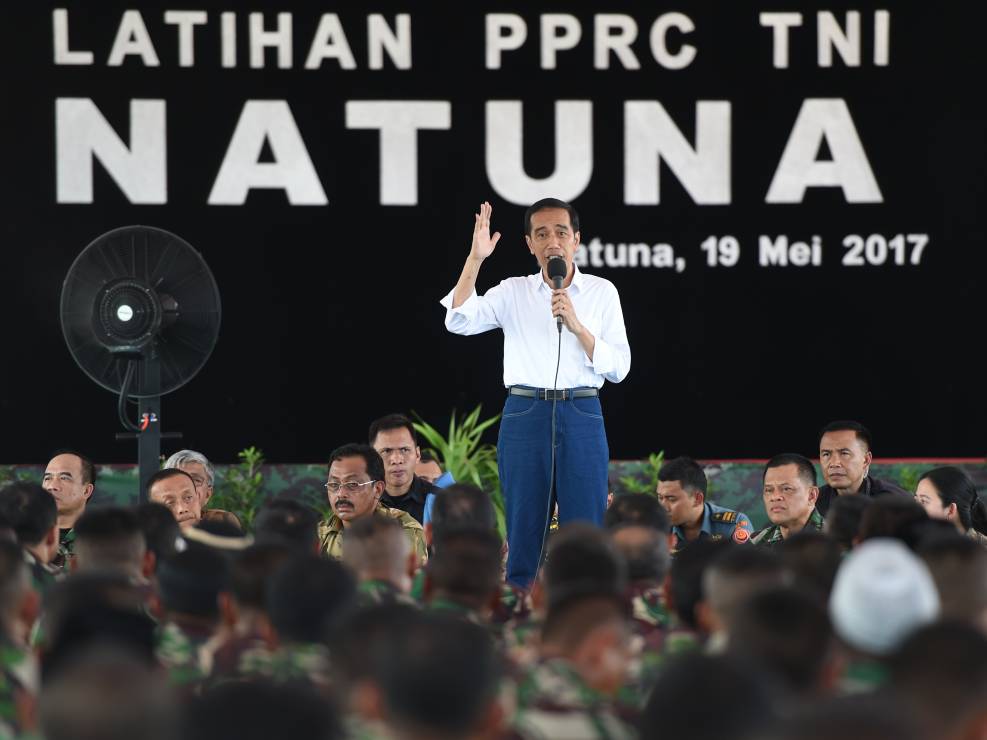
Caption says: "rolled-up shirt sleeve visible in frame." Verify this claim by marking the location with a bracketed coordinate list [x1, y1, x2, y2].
[440, 284, 504, 336]
[583, 288, 631, 383]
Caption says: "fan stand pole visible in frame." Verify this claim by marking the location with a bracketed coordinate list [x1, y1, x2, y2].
[137, 356, 162, 499]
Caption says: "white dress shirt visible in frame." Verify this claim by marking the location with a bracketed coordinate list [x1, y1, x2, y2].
[440, 267, 631, 389]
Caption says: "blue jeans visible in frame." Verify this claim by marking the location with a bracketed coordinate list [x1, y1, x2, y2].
[497, 390, 610, 587]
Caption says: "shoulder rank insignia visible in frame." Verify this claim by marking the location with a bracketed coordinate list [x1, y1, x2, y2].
[712, 511, 737, 524]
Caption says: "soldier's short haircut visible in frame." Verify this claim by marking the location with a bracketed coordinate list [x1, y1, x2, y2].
[669, 538, 733, 630]
[703, 545, 786, 627]
[605, 493, 670, 531]
[0, 481, 58, 546]
[918, 535, 987, 625]
[825, 494, 872, 551]
[267, 555, 356, 644]
[343, 514, 409, 575]
[162, 449, 215, 487]
[368, 413, 419, 447]
[430, 483, 495, 536]
[144, 468, 196, 499]
[658, 457, 708, 496]
[543, 524, 627, 613]
[40, 647, 176, 740]
[254, 499, 320, 555]
[780, 531, 844, 602]
[763, 453, 818, 487]
[728, 586, 833, 694]
[49, 449, 98, 487]
[74, 507, 146, 574]
[857, 497, 927, 543]
[758, 696, 922, 740]
[157, 547, 230, 619]
[378, 613, 502, 737]
[640, 654, 775, 740]
[330, 604, 421, 689]
[542, 595, 628, 651]
[427, 529, 502, 605]
[183, 680, 340, 740]
[328, 444, 385, 483]
[40, 574, 157, 682]
[888, 621, 987, 733]
[135, 503, 183, 564]
[818, 420, 873, 451]
[610, 524, 670, 583]
[230, 544, 292, 611]
[0, 516, 13, 544]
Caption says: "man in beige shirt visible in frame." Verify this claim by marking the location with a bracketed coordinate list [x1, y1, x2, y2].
[318, 443, 426, 565]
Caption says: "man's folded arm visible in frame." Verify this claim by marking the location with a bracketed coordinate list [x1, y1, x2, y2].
[582, 290, 631, 383]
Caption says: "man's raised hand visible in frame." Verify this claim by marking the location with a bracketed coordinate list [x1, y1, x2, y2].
[470, 201, 501, 261]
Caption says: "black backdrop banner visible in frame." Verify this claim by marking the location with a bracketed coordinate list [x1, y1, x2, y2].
[1, 1, 983, 463]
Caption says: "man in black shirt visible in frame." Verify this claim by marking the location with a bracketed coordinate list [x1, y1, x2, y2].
[369, 413, 436, 525]
[816, 420, 910, 517]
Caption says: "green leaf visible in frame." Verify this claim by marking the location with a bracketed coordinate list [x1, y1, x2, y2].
[412, 407, 506, 540]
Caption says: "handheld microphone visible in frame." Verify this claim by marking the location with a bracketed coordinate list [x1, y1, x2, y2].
[547, 256, 567, 333]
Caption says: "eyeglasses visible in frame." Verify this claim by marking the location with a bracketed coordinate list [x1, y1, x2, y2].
[325, 480, 378, 494]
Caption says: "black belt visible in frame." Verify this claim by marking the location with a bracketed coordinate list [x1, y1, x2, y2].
[508, 386, 599, 401]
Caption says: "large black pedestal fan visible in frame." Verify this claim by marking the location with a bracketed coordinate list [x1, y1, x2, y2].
[60, 226, 221, 496]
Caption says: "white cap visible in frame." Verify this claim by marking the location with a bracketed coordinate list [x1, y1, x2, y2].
[829, 538, 940, 655]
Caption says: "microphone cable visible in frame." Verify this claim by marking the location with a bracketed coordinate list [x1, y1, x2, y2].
[535, 319, 563, 577]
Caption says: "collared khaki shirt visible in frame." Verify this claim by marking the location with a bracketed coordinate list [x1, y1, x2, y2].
[318, 503, 427, 565]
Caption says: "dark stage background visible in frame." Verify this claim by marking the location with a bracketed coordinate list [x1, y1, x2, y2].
[1, 1, 983, 464]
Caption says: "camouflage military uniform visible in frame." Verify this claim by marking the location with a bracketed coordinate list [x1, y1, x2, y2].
[0, 639, 34, 739]
[493, 582, 533, 625]
[426, 597, 484, 625]
[513, 659, 634, 740]
[52, 527, 76, 572]
[202, 636, 332, 695]
[503, 616, 543, 670]
[343, 716, 395, 740]
[411, 570, 530, 623]
[156, 620, 214, 694]
[627, 584, 672, 633]
[617, 583, 701, 711]
[357, 579, 417, 608]
[837, 659, 889, 695]
[266, 642, 333, 695]
[619, 584, 670, 709]
[671, 502, 754, 552]
[319, 504, 427, 565]
[202, 632, 275, 689]
[751, 507, 825, 547]
[23, 551, 59, 595]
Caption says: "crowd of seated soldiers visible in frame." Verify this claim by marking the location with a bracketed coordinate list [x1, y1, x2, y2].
[1, 415, 986, 740]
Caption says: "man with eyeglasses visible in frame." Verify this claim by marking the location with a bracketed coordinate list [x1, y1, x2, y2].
[318, 443, 427, 564]
[41, 449, 96, 570]
[368, 414, 437, 525]
[163, 450, 242, 531]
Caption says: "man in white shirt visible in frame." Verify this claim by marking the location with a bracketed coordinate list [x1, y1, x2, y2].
[441, 199, 631, 587]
